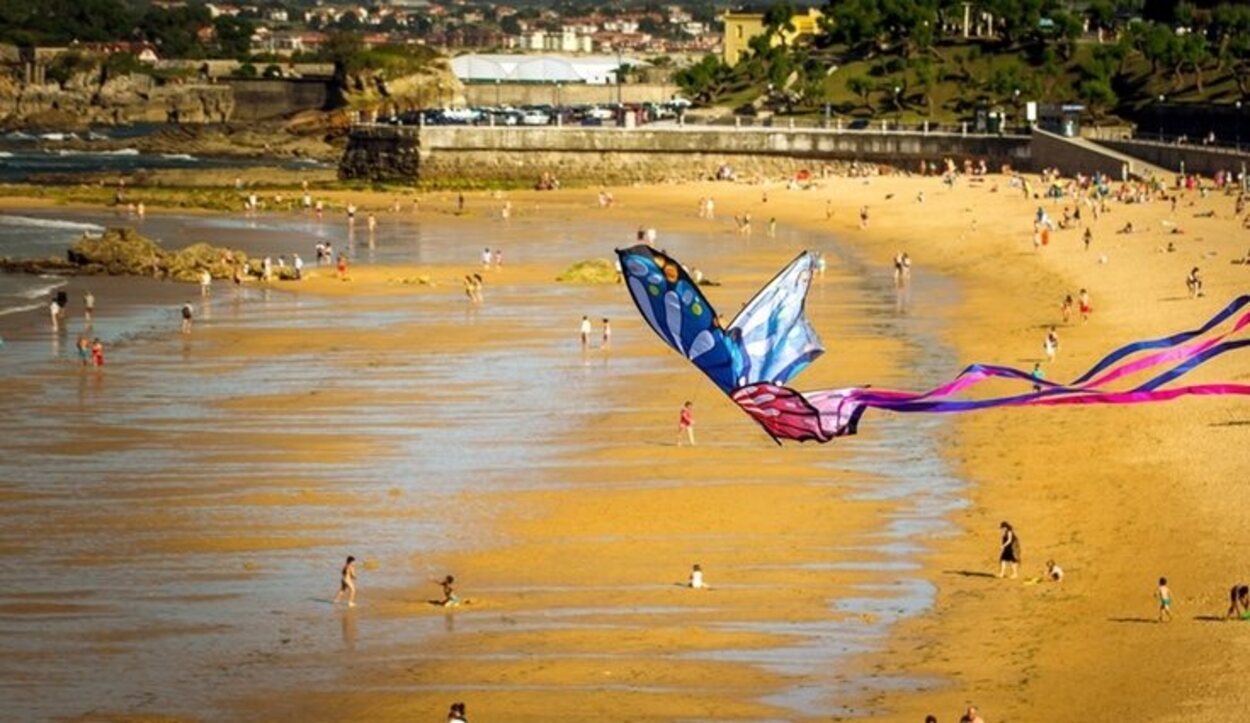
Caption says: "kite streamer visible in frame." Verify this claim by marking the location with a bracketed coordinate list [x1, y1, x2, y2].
[616, 245, 1250, 444]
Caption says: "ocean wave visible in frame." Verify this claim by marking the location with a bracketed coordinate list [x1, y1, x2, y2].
[55, 148, 140, 157]
[0, 151, 12, 158]
[0, 214, 106, 232]
[0, 301, 45, 317]
[160, 153, 198, 161]
[40, 132, 78, 142]
[4, 131, 34, 140]
[15, 279, 68, 300]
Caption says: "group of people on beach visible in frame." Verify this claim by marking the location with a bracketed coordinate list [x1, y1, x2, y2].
[578, 315, 611, 351]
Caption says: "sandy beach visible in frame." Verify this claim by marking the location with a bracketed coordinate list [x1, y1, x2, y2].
[0, 166, 1247, 721]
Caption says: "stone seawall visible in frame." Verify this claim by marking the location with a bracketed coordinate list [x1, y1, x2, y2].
[1094, 138, 1250, 177]
[340, 126, 420, 181]
[220, 78, 332, 121]
[341, 125, 1033, 183]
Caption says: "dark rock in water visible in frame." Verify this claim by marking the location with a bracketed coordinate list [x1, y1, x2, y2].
[59, 227, 247, 281]
[0, 256, 78, 274]
[69, 228, 165, 276]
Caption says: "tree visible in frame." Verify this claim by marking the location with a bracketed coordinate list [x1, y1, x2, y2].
[913, 57, 936, 115]
[214, 16, 253, 59]
[1079, 78, 1118, 116]
[846, 74, 873, 109]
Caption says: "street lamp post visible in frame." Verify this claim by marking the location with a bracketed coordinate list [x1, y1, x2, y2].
[1158, 94, 1165, 142]
[1236, 101, 1243, 150]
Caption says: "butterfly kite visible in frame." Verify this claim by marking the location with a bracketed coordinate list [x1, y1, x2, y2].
[617, 245, 1250, 444]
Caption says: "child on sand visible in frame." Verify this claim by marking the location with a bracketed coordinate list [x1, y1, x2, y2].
[333, 556, 357, 607]
[1045, 559, 1064, 582]
[1030, 363, 1044, 392]
[1061, 294, 1073, 323]
[336, 254, 348, 281]
[1158, 577, 1173, 622]
[601, 318, 611, 349]
[1078, 289, 1092, 322]
[689, 564, 707, 589]
[435, 575, 460, 607]
[677, 401, 695, 446]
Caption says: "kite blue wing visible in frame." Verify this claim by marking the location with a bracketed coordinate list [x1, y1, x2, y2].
[616, 245, 741, 394]
[727, 252, 824, 386]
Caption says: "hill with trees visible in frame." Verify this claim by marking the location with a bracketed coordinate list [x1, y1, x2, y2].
[677, 0, 1250, 127]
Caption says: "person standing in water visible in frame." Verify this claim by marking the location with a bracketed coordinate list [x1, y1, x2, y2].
[180, 302, 194, 334]
[83, 290, 95, 324]
[579, 315, 592, 350]
[333, 556, 358, 607]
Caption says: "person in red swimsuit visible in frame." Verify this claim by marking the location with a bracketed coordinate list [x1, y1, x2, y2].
[677, 401, 695, 447]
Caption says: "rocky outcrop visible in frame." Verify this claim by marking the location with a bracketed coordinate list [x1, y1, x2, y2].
[65, 228, 247, 282]
[0, 68, 234, 129]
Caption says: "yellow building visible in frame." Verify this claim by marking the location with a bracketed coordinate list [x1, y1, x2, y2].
[722, 7, 823, 67]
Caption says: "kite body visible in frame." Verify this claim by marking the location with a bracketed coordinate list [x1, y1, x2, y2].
[616, 245, 1250, 444]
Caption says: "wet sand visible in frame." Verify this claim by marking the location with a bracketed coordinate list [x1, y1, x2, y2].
[0, 172, 1247, 721]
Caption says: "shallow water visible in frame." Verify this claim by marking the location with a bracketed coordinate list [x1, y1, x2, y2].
[0, 207, 967, 719]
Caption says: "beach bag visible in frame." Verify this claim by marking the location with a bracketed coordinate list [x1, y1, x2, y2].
[1011, 534, 1022, 560]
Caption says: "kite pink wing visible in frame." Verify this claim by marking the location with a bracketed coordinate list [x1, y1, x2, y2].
[733, 384, 868, 443]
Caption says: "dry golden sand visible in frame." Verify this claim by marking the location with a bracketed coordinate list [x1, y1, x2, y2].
[596, 176, 1250, 721]
[3, 172, 1248, 721]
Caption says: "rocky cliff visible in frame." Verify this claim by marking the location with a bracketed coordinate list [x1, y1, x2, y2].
[0, 70, 233, 129]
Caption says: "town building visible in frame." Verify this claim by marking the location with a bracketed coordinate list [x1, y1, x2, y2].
[721, 7, 822, 66]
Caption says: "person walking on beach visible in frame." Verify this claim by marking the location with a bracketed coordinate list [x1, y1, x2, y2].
[1187, 267, 1203, 298]
[333, 555, 357, 607]
[1227, 584, 1250, 619]
[293, 253, 304, 280]
[601, 318, 611, 349]
[1044, 327, 1059, 362]
[1158, 577, 1174, 622]
[1083, 227, 1093, 251]
[83, 290, 95, 323]
[998, 522, 1019, 579]
[579, 315, 592, 350]
[336, 254, 348, 281]
[457, 192, 465, 214]
[481, 248, 492, 269]
[1030, 362, 1044, 392]
[199, 269, 212, 297]
[677, 401, 695, 447]
[49, 296, 63, 331]
[180, 302, 194, 334]
[1078, 289, 1092, 322]
[1061, 294, 1073, 324]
